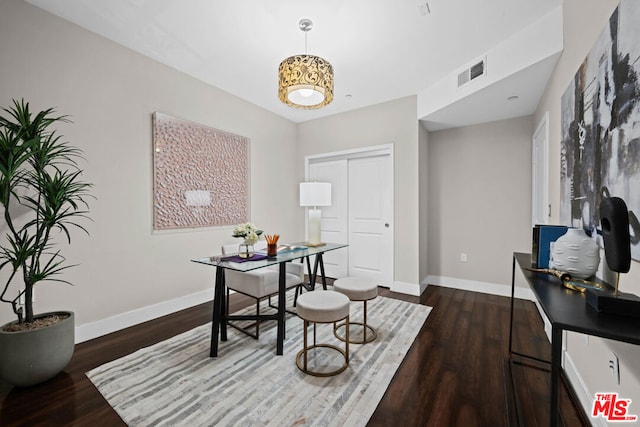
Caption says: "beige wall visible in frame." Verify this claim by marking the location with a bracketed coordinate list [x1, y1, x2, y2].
[419, 124, 429, 281]
[427, 117, 534, 287]
[296, 97, 421, 286]
[0, 1, 300, 331]
[535, 0, 640, 414]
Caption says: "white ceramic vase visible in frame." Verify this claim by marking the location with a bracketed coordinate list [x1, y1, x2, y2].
[550, 228, 600, 279]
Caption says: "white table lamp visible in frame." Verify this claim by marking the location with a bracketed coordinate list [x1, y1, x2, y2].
[300, 182, 331, 246]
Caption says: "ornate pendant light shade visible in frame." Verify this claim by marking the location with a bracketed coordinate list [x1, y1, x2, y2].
[278, 19, 334, 110]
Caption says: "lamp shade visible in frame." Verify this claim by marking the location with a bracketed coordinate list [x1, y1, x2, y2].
[278, 55, 334, 109]
[299, 182, 331, 207]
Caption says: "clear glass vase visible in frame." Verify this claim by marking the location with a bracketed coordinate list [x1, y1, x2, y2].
[238, 242, 255, 259]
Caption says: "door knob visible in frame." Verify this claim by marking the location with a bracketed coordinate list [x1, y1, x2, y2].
[384, 223, 390, 228]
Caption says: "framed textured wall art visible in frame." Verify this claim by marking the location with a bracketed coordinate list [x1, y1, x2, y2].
[152, 112, 250, 230]
[560, 0, 640, 260]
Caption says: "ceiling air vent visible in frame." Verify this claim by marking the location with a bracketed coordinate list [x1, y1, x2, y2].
[457, 58, 486, 87]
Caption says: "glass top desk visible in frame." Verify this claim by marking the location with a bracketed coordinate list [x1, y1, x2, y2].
[192, 243, 348, 357]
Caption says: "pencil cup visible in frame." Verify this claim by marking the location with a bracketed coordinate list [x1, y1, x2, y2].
[267, 243, 277, 256]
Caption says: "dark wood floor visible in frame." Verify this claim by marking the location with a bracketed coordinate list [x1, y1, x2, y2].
[0, 285, 588, 426]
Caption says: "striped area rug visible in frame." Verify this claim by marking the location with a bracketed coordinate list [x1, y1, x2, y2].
[87, 294, 431, 426]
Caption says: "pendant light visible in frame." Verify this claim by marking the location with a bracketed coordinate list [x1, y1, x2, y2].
[278, 19, 334, 109]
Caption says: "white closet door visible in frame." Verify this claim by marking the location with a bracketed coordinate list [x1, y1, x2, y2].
[348, 155, 393, 285]
[309, 160, 348, 278]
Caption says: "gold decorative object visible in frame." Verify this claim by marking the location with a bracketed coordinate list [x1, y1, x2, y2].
[525, 267, 609, 293]
[525, 267, 572, 282]
[278, 19, 334, 109]
[562, 278, 608, 293]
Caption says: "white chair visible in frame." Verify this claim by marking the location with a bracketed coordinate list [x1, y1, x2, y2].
[221, 243, 304, 339]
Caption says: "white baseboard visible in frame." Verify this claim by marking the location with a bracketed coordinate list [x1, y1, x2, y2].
[75, 289, 213, 344]
[564, 351, 602, 427]
[74, 278, 424, 343]
[425, 275, 535, 301]
[390, 280, 427, 296]
[71, 276, 530, 344]
[533, 299, 552, 342]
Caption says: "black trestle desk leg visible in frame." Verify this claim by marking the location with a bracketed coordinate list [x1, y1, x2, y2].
[210, 267, 224, 357]
[318, 253, 327, 290]
[277, 262, 286, 355]
[220, 268, 227, 341]
[310, 255, 320, 291]
[305, 256, 313, 291]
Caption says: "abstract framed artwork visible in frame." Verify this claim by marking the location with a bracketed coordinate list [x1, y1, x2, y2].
[560, 0, 640, 260]
[152, 112, 250, 230]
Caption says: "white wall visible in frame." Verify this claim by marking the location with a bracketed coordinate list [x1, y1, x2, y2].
[426, 117, 534, 294]
[0, 1, 300, 339]
[296, 97, 421, 290]
[417, 6, 563, 127]
[535, 0, 640, 420]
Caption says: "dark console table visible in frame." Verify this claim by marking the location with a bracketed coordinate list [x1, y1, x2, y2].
[510, 252, 640, 426]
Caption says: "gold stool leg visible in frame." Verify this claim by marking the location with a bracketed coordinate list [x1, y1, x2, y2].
[333, 299, 377, 344]
[363, 300, 367, 343]
[296, 315, 349, 377]
[303, 319, 308, 371]
[345, 315, 349, 361]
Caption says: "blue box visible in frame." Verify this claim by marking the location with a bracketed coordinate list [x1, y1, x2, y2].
[532, 225, 568, 268]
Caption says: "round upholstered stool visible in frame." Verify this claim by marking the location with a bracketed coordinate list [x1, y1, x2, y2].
[333, 277, 378, 344]
[295, 290, 350, 377]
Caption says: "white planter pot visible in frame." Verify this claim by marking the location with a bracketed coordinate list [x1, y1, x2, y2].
[550, 228, 600, 279]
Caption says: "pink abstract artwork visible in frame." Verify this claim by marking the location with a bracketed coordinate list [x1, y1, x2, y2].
[152, 112, 249, 230]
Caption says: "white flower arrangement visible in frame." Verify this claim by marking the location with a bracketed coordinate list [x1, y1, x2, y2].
[232, 222, 262, 245]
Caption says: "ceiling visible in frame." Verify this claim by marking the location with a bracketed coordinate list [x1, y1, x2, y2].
[26, 0, 562, 127]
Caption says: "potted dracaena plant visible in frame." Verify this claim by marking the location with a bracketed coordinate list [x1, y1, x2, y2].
[0, 99, 92, 387]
